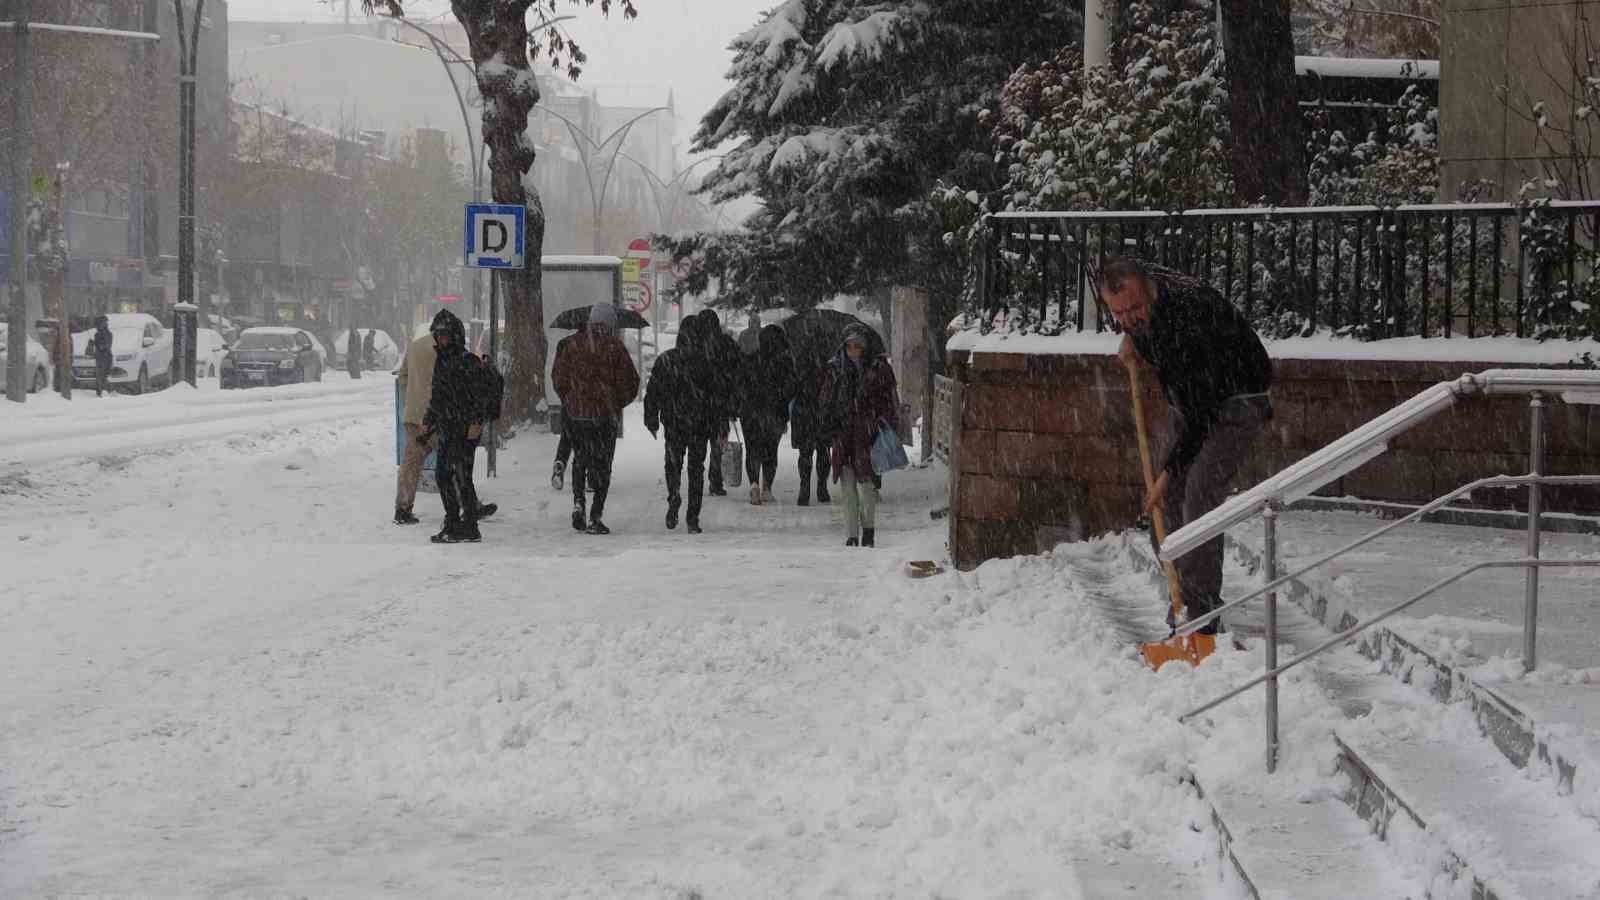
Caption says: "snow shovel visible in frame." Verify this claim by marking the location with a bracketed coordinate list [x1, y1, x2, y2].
[1127, 364, 1213, 669]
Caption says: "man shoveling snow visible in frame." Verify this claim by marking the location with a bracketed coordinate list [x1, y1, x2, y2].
[1100, 257, 1273, 665]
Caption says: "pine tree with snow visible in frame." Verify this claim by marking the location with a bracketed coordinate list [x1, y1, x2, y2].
[669, 0, 1078, 318]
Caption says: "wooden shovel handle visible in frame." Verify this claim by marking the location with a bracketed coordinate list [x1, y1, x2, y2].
[1126, 362, 1185, 621]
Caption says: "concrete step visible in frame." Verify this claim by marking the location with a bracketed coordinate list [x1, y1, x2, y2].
[1334, 718, 1600, 900]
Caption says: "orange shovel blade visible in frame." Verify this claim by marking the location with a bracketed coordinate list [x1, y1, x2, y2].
[1140, 632, 1217, 670]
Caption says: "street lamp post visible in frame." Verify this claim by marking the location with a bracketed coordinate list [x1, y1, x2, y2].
[174, 0, 208, 384]
[618, 152, 726, 234]
[536, 104, 669, 253]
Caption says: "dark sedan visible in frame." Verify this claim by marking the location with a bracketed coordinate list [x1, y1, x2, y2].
[220, 328, 324, 389]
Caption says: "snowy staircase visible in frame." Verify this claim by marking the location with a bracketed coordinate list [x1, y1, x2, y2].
[1113, 534, 1600, 900]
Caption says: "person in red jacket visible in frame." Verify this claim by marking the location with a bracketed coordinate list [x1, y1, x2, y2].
[822, 324, 898, 547]
[552, 304, 640, 535]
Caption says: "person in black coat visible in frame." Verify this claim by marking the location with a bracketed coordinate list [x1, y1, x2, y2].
[362, 329, 377, 370]
[644, 315, 723, 533]
[696, 309, 741, 496]
[737, 324, 795, 504]
[346, 328, 363, 379]
[90, 316, 114, 397]
[789, 352, 835, 506]
[420, 309, 488, 543]
[1104, 256, 1273, 637]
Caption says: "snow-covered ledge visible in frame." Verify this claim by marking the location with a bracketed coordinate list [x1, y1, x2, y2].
[941, 331, 1599, 569]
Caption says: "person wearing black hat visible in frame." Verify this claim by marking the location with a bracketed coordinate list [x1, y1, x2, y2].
[419, 309, 485, 543]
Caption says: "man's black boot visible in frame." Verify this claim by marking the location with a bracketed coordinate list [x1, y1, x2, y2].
[394, 507, 420, 525]
[666, 497, 680, 530]
[475, 503, 498, 520]
[431, 518, 462, 543]
[571, 501, 586, 532]
[861, 528, 875, 548]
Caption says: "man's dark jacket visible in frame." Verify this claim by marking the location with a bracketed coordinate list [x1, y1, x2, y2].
[645, 317, 724, 441]
[1129, 268, 1272, 477]
[423, 310, 485, 434]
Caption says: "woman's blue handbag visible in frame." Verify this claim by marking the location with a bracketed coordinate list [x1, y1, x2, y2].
[871, 420, 909, 474]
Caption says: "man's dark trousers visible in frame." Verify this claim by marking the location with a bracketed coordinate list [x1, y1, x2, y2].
[436, 431, 481, 526]
[1158, 395, 1271, 633]
[665, 433, 710, 523]
[569, 417, 619, 519]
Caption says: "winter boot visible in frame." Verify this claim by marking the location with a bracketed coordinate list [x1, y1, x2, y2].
[551, 460, 566, 491]
[455, 521, 483, 543]
[687, 518, 703, 535]
[750, 485, 762, 505]
[797, 484, 811, 507]
[586, 518, 611, 535]
[816, 479, 831, 505]
[709, 485, 728, 497]
[666, 497, 681, 530]
[394, 506, 420, 525]
[861, 528, 875, 548]
[571, 501, 587, 532]
[845, 536, 859, 547]
[762, 482, 774, 505]
[431, 518, 462, 543]
[475, 503, 498, 520]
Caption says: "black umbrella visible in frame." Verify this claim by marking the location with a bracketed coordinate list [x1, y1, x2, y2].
[550, 305, 650, 331]
[780, 308, 877, 367]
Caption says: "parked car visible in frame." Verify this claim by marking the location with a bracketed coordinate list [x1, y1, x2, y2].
[220, 327, 325, 389]
[332, 328, 400, 370]
[70, 313, 173, 395]
[196, 328, 230, 378]
[0, 324, 52, 394]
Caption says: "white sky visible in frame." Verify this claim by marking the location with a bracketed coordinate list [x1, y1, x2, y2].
[224, 0, 769, 155]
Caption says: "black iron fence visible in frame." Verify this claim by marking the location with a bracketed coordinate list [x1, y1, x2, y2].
[977, 201, 1600, 341]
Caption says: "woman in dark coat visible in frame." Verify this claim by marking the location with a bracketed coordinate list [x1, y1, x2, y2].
[821, 323, 898, 547]
[737, 324, 796, 504]
[789, 353, 834, 507]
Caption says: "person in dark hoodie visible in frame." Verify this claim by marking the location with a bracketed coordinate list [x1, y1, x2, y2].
[789, 351, 834, 507]
[346, 327, 363, 379]
[552, 304, 640, 535]
[90, 315, 115, 397]
[419, 309, 487, 543]
[821, 323, 898, 547]
[644, 315, 721, 533]
[1102, 256, 1272, 647]
[362, 328, 377, 370]
[696, 309, 741, 496]
[737, 324, 795, 505]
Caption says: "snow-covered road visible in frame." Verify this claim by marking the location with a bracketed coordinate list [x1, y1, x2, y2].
[0, 377, 1274, 898]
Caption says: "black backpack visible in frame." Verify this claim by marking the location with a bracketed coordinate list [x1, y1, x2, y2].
[474, 354, 506, 423]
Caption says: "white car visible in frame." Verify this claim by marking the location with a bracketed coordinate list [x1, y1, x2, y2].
[333, 328, 400, 370]
[196, 328, 229, 378]
[0, 324, 52, 394]
[71, 313, 173, 394]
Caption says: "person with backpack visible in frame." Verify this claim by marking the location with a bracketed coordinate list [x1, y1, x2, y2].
[821, 324, 898, 548]
[90, 316, 115, 397]
[418, 309, 489, 544]
[552, 304, 639, 535]
[644, 315, 721, 533]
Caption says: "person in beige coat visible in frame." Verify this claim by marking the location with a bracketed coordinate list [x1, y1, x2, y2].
[394, 332, 438, 524]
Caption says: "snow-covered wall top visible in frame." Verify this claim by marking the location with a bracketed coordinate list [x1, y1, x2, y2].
[947, 330, 1600, 364]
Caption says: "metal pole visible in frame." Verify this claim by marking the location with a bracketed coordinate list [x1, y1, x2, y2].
[1524, 392, 1545, 672]
[52, 163, 69, 399]
[6, 0, 33, 403]
[487, 268, 498, 477]
[1263, 501, 1281, 773]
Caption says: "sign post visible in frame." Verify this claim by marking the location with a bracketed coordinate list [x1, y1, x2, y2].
[463, 203, 528, 478]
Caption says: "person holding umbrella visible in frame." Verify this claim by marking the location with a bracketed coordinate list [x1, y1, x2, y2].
[552, 304, 640, 535]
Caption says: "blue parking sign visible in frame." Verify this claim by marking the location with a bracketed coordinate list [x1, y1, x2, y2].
[464, 203, 526, 269]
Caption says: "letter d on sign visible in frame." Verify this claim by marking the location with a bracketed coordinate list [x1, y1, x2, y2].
[482, 219, 508, 254]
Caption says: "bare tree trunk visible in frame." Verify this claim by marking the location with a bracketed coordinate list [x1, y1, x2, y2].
[453, 0, 547, 422]
[1221, 0, 1308, 205]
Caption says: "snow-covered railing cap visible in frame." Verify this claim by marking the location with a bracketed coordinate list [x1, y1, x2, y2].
[1158, 368, 1600, 563]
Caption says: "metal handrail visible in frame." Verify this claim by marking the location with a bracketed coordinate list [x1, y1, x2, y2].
[1180, 558, 1600, 723]
[1159, 367, 1600, 772]
[1174, 474, 1600, 638]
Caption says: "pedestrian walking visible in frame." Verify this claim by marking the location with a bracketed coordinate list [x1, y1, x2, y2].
[346, 328, 363, 380]
[90, 315, 114, 397]
[395, 316, 497, 527]
[822, 324, 898, 548]
[362, 328, 377, 370]
[790, 355, 834, 507]
[644, 315, 721, 533]
[1103, 256, 1272, 660]
[696, 309, 740, 496]
[738, 311, 762, 356]
[419, 310, 490, 544]
[552, 304, 640, 535]
[737, 324, 795, 505]
[549, 324, 583, 490]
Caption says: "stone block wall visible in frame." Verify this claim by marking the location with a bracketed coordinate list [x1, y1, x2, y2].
[947, 351, 1598, 570]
